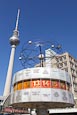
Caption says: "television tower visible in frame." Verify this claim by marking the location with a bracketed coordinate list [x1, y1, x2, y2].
[3, 9, 20, 97]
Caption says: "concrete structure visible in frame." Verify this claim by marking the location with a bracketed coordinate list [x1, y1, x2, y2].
[3, 9, 20, 97]
[2, 67, 74, 115]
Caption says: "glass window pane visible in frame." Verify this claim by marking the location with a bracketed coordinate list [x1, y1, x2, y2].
[60, 82, 66, 90]
[41, 80, 51, 88]
[17, 82, 22, 90]
[52, 80, 59, 88]
[31, 80, 41, 88]
[23, 81, 30, 89]
[14, 84, 17, 91]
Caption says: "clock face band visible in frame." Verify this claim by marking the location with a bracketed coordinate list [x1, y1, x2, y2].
[14, 79, 70, 91]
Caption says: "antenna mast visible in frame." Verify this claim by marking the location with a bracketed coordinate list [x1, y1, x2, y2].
[15, 9, 20, 31]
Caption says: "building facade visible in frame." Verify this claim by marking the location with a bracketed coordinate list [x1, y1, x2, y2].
[50, 52, 77, 107]
[36, 50, 77, 107]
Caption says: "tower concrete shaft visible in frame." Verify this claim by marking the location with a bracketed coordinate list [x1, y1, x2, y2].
[3, 9, 20, 97]
[3, 45, 16, 96]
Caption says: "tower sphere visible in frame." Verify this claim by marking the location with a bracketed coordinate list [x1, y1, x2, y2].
[9, 30, 20, 46]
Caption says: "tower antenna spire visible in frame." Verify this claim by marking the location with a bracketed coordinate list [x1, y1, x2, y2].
[15, 9, 20, 31]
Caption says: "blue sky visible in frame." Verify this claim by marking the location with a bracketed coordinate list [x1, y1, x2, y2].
[0, 0, 77, 95]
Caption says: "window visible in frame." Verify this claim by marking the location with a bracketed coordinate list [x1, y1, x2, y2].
[64, 62, 67, 66]
[31, 79, 41, 88]
[14, 84, 17, 91]
[64, 68, 68, 72]
[60, 81, 66, 90]
[17, 82, 22, 90]
[59, 57, 62, 61]
[66, 83, 70, 91]
[63, 55, 66, 60]
[52, 80, 60, 88]
[59, 63, 63, 68]
[23, 80, 30, 88]
[41, 80, 51, 88]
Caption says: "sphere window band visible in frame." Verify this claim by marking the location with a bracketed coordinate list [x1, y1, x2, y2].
[13, 79, 70, 92]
